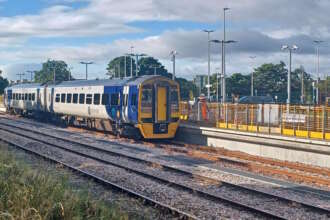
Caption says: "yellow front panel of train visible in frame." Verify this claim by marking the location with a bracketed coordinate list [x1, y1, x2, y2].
[157, 87, 167, 121]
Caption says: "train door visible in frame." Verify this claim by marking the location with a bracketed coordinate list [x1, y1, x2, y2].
[157, 86, 167, 122]
[122, 86, 129, 122]
[37, 88, 41, 111]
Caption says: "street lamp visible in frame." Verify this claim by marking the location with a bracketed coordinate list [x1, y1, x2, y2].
[170, 50, 178, 80]
[281, 44, 298, 105]
[249, 56, 256, 96]
[223, 7, 230, 103]
[26, 70, 35, 82]
[203, 29, 214, 100]
[210, 39, 237, 103]
[80, 61, 94, 80]
[131, 53, 147, 76]
[313, 40, 324, 105]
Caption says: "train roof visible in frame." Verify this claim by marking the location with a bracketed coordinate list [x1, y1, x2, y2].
[6, 83, 42, 90]
[51, 75, 170, 88]
[6, 75, 174, 90]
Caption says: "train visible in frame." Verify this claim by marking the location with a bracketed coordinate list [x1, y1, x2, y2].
[3, 75, 181, 139]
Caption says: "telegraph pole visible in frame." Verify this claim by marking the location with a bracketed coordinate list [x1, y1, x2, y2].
[249, 56, 256, 96]
[301, 66, 304, 104]
[314, 40, 324, 105]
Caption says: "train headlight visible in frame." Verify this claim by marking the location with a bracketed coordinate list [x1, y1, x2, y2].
[117, 110, 120, 118]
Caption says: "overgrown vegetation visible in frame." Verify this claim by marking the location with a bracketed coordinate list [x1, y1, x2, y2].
[0, 145, 129, 220]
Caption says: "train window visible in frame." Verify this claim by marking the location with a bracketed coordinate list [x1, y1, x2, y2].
[61, 94, 66, 103]
[94, 94, 100, 105]
[86, 94, 92, 104]
[67, 94, 72, 103]
[79, 94, 85, 104]
[170, 87, 179, 112]
[110, 93, 119, 106]
[101, 94, 109, 105]
[73, 94, 78, 104]
[18, 94, 21, 100]
[28, 93, 32, 101]
[141, 86, 152, 113]
[32, 93, 35, 101]
[55, 94, 60, 103]
[131, 94, 137, 106]
[25, 94, 28, 100]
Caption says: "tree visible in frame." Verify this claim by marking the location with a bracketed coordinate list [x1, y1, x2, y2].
[34, 60, 71, 84]
[106, 56, 136, 78]
[0, 72, 9, 94]
[138, 57, 170, 77]
[175, 77, 198, 100]
[226, 73, 251, 97]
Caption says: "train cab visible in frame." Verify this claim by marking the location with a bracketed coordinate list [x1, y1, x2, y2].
[136, 76, 180, 139]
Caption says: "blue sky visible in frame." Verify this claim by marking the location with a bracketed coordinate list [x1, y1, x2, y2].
[1, 0, 330, 81]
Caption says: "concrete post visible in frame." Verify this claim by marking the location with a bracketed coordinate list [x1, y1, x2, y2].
[322, 105, 326, 139]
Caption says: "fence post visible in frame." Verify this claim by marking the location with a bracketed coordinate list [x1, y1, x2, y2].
[307, 105, 310, 138]
[268, 104, 271, 134]
[322, 105, 326, 140]
[225, 104, 228, 128]
[197, 101, 201, 121]
[293, 105, 296, 137]
[279, 104, 283, 135]
[235, 104, 238, 130]
[257, 104, 260, 133]
[246, 104, 249, 131]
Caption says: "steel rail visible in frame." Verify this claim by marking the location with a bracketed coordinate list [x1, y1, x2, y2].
[0, 120, 321, 219]
[1, 118, 330, 216]
[0, 130, 198, 220]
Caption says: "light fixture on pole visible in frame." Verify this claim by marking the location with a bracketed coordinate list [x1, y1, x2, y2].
[249, 56, 256, 96]
[16, 73, 25, 83]
[80, 61, 94, 80]
[203, 29, 214, 100]
[26, 70, 34, 82]
[210, 39, 237, 103]
[131, 53, 147, 77]
[223, 7, 230, 103]
[313, 40, 324, 105]
[281, 44, 298, 105]
[170, 50, 178, 80]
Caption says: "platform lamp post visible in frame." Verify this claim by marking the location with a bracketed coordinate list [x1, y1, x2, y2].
[80, 61, 94, 80]
[210, 39, 237, 103]
[249, 56, 256, 96]
[26, 70, 34, 82]
[170, 50, 178, 80]
[314, 40, 324, 105]
[203, 29, 214, 100]
[132, 53, 147, 77]
[281, 44, 298, 106]
[16, 73, 25, 83]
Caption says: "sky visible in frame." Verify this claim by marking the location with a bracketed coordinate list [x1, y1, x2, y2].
[1, 0, 330, 81]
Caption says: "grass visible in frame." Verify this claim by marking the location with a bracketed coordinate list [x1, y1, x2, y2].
[0, 145, 130, 220]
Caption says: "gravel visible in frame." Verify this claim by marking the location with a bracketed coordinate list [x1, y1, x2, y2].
[0, 118, 330, 219]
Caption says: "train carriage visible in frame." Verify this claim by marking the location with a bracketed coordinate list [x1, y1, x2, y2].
[4, 75, 180, 139]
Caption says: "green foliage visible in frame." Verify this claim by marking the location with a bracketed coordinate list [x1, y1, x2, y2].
[106, 56, 136, 78]
[0, 145, 129, 220]
[175, 77, 198, 100]
[0, 74, 9, 94]
[106, 56, 170, 78]
[138, 57, 170, 77]
[226, 73, 251, 96]
[34, 60, 71, 84]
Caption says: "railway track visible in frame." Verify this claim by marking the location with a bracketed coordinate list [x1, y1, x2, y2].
[0, 117, 329, 219]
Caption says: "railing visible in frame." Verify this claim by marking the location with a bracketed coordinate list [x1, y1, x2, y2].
[180, 101, 330, 141]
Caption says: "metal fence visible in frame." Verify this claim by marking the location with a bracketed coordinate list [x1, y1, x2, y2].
[180, 101, 330, 140]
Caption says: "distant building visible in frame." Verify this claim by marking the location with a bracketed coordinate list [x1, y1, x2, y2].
[193, 75, 207, 95]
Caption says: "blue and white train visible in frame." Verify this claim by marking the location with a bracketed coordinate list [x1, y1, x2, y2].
[4, 75, 181, 139]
